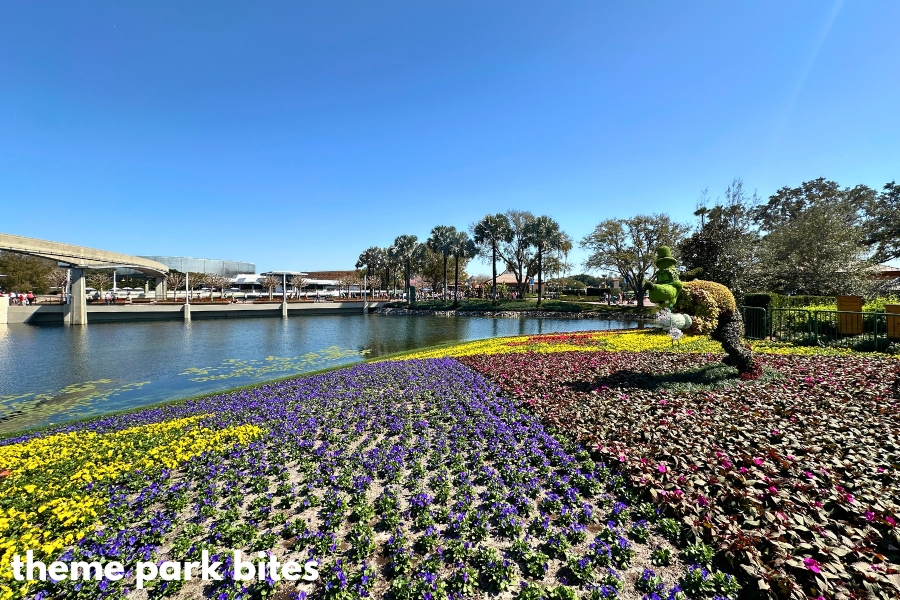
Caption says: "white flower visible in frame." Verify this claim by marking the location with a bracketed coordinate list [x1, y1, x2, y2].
[668, 327, 684, 341]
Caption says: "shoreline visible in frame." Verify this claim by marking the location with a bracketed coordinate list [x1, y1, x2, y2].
[373, 306, 658, 320]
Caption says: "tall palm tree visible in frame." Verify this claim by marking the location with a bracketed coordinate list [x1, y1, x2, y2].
[386, 245, 400, 299]
[449, 231, 478, 308]
[473, 213, 513, 305]
[524, 215, 564, 306]
[391, 235, 420, 302]
[426, 225, 457, 302]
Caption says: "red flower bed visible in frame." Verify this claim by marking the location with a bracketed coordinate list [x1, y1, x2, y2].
[459, 350, 900, 599]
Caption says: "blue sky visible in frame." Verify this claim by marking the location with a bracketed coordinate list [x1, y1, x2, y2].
[2, 1, 898, 273]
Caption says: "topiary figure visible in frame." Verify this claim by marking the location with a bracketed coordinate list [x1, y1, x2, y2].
[644, 246, 683, 308]
[647, 248, 761, 379]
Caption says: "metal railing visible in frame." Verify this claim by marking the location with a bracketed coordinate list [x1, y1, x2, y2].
[767, 308, 896, 352]
[740, 306, 767, 339]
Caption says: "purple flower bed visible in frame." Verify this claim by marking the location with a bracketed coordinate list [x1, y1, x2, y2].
[10, 360, 739, 600]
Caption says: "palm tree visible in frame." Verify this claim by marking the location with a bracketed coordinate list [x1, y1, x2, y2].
[426, 225, 457, 302]
[391, 235, 421, 303]
[524, 215, 564, 306]
[473, 213, 513, 305]
[356, 247, 387, 295]
[386, 245, 400, 299]
[449, 231, 478, 308]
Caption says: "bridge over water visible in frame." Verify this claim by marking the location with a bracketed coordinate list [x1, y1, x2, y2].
[0, 233, 169, 325]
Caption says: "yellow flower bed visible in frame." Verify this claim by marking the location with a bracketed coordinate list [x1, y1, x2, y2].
[0, 416, 264, 600]
[390, 328, 869, 361]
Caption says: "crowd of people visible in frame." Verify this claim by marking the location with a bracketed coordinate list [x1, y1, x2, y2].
[2, 291, 36, 305]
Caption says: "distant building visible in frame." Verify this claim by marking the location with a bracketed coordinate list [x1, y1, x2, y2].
[137, 256, 255, 277]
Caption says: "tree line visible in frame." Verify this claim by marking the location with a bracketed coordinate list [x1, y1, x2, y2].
[582, 177, 898, 303]
[360, 177, 897, 308]
[357, 211, 574, 307]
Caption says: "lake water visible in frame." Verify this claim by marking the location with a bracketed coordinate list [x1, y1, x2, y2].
[0, 314, 637, 434]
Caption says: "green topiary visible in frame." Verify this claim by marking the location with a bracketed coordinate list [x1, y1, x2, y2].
[645, 246, 683, 308]
[650, 248, 760, 379]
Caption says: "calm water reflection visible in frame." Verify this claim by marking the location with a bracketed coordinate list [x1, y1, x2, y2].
[0, 314, 636, 433]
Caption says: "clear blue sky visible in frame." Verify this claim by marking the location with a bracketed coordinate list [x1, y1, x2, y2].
[2, 1, 897, 273]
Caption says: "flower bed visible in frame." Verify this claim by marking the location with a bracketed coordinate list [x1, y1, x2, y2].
[458, 350, 900, 598]
[394, 329, 867, 361]
[0, 360, 738, 600]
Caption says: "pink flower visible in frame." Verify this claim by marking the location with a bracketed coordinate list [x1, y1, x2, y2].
[657, 464, 667, 473]
[886, 516, 896, 527]
[659, 399, 667, 405]
[768, 486, 778, 494]
[805, 471, 814, 478]
[845, 493, 854, 503]
[776, 511, 787, 521]
[739, 467, 748, 474]
[815, 501, 823, 507]
[787, 455, 795, 460]
[697, 495, 709, 507]
[753, 457, 764, 466]
[865, 511, 875, 521]
[721, 460, 732, 469]
[878, 467, 885, 473]
[803, 558, 821, 573]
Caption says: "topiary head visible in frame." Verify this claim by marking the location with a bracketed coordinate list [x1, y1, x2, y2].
[655, 246, 677, 270]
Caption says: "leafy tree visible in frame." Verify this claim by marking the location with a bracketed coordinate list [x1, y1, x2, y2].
[524, 215, 565, 306]
[753, 178, 874, 231]
[473, 213, 514, 305]
[260, 274, 281, 301]
[46, 269, 69, 292]
[0, 251, 55, 294]
[426, 225, 457, 301]
[166, 271, 185, 300]
[571, 273, 602, 287]
[753, 178, 876, 296]
[356, 247, 387, 291]
[678, 179, 762, 300]
[418, 246, 471, 296]
[865, 180, 900, 262]
[290, 274, 308, 298]
[449, 231, 478, 308]
[580, 214, 689, 307]
[205, 274, 230, 299]
[87, 271, 113, 293]
[498, 210, 537, 299]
